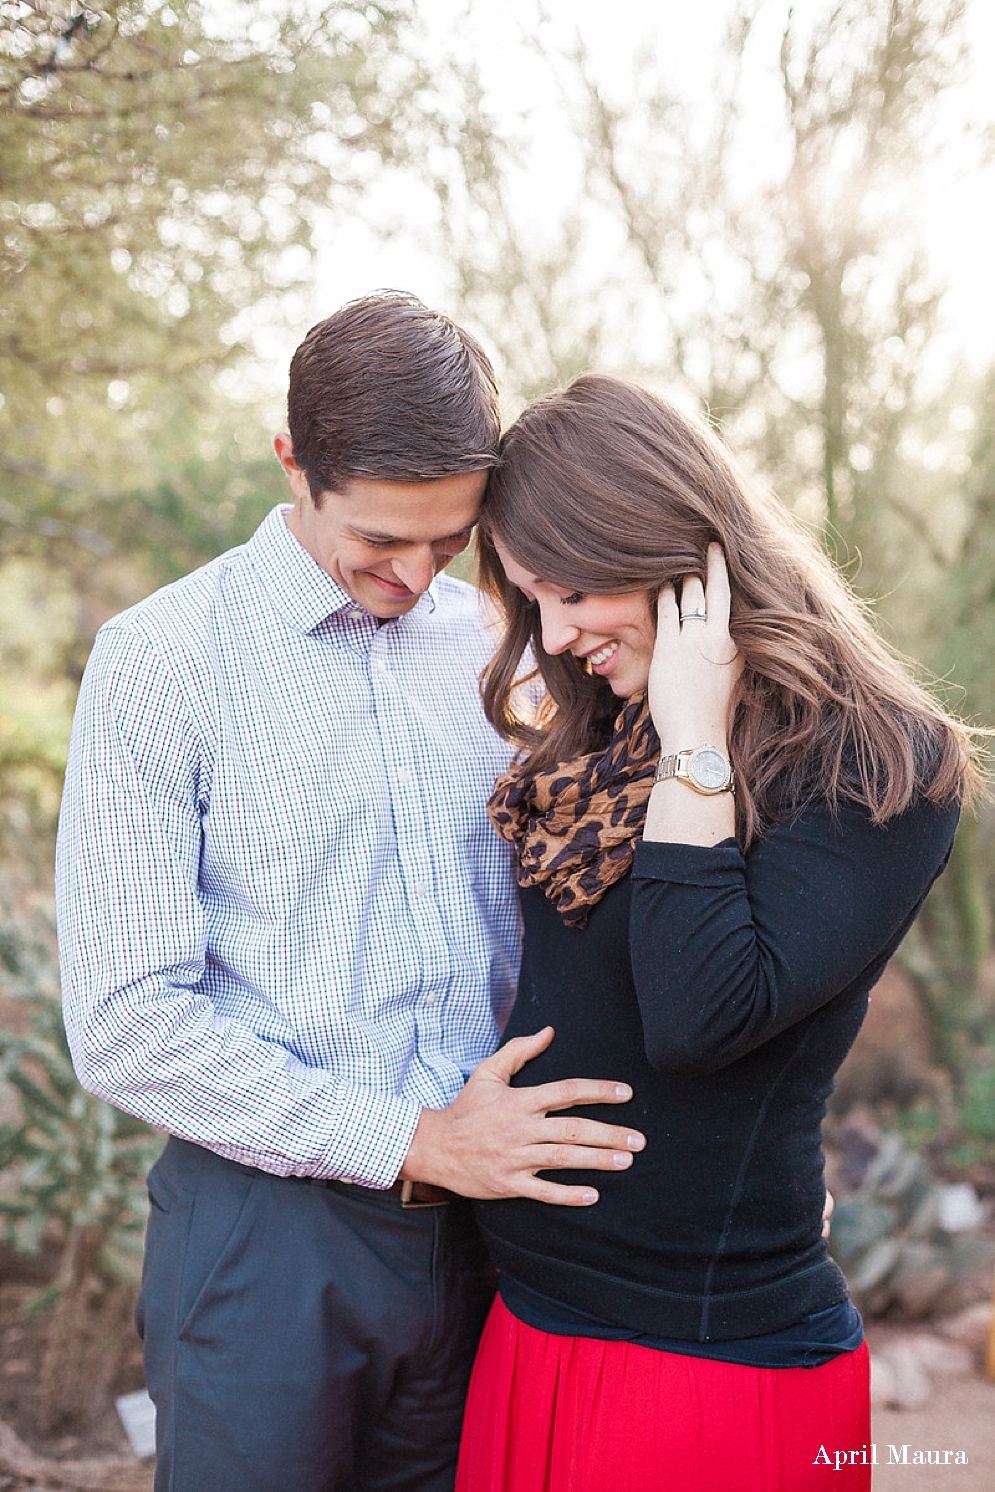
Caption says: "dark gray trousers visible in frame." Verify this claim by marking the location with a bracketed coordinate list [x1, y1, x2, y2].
[136, 1137, 494, 1492]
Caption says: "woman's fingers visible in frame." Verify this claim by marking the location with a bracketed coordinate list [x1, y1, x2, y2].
[676, 546, 730, 631]
[664, 546, 731, 637]
[703, 542, 732, 633]
[656, 580, 679, 637]
[648, 546, 740, 746]
[679, 573, 706, 621]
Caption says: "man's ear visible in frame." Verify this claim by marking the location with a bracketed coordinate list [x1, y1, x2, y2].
[273, 433, 311, 502]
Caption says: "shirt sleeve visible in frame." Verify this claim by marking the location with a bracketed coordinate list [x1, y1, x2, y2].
[628, 795, 959, 1076]
[56, 625, 421, 1185]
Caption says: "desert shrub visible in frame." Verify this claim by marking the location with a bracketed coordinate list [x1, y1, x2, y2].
[0, 903, 163, 1428]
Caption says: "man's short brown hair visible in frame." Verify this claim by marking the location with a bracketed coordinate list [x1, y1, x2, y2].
[287, 290, 500, 502]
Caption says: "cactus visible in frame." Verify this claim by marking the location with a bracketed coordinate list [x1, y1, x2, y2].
[828, 1120, 993, 1321]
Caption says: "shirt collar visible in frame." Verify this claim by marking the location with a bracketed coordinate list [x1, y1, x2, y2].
[247, 505, 438, 632]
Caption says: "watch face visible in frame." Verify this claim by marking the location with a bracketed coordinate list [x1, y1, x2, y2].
[690, 747, 731, 791]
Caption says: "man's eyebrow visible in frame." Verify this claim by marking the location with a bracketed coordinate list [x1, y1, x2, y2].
[351, 524, 475, 544]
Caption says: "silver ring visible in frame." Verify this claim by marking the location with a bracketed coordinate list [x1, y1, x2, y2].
[679, 608, 707, 622]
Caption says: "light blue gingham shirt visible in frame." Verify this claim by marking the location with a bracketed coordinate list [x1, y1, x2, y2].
[57, 506, 521, 1187]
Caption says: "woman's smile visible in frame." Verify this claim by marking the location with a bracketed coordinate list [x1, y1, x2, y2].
[495, 541, 656, 698]
[583, 641, 620, 672]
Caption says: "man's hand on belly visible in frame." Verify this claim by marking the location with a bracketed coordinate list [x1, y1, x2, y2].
[399, 1025, 646, 1205]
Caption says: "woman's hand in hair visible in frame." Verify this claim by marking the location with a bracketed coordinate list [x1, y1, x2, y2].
[644, 544, 741, 849]
[648, 543, 741, 755]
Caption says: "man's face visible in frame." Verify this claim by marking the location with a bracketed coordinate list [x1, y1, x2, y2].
[275, 435, 486, 618]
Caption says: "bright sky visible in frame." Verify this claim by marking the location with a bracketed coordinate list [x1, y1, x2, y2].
[243, 0, 995, 396]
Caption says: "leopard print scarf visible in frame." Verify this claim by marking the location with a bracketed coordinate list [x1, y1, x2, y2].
[487, 694, 659, 927]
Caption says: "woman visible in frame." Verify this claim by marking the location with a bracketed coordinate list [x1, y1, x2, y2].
[455, 376, 978, 1492]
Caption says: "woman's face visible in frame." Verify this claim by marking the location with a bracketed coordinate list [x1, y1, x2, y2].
[495, 540, 657, 699]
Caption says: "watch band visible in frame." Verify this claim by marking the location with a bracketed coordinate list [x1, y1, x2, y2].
[654, 745, 735, 795]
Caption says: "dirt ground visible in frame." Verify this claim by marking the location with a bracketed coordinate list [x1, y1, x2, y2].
[0, 1275, 147, 1490]
[861, 1311, 995, 1489]
[870, 1373, 995, 1490]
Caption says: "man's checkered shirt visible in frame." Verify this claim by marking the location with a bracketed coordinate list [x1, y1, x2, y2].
[57, 506, 521, 1187]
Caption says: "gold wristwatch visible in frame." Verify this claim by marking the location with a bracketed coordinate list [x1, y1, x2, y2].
[654, 745, 735, 796]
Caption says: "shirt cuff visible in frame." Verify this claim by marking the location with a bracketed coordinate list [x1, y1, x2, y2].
[318, 1090, 424, 1189]
[632, 836, 745, 887]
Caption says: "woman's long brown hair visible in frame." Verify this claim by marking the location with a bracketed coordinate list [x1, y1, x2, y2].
[478, 374, 980, 847]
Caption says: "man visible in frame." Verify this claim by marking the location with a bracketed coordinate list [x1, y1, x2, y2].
[56, 291, 645, 1492]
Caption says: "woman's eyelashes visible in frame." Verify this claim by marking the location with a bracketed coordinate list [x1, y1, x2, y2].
[514, 583, 584, 606]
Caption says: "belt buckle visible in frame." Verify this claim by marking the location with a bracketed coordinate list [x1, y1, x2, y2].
[399, 1179, 450, 1209]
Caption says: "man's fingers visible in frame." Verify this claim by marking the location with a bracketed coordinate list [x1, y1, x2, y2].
[524, 1178, 600, 1207]
[479, 1038, 641, 1129]
[482, 1026, 556, 1081]
[535, 1076, 636, 1113]
[534, 1143, 639, 1172]
[543, 1116, 645, 1152]
[434, 1036, 647, 1204]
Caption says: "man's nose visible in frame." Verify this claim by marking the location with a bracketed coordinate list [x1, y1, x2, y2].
[392, 546, 437, 595]
[540, 604, 581, 656]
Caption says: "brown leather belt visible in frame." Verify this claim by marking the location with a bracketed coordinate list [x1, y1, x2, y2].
[313, 1176, 457, 1208]
[389, 1179, 457, 1208]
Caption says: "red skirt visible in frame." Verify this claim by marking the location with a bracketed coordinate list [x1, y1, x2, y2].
[456, 1296, 871, 1492]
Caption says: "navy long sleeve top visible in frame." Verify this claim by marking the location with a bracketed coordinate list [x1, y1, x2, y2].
[476, 794, 959, 1346]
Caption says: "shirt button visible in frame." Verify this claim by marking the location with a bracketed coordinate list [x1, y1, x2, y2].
[373, 661, 387, 677]
[348, 607, 363, 619]
[413, 881, 429, 898]
[424, 991, 439, 1006]
[397, 769, 412, 786]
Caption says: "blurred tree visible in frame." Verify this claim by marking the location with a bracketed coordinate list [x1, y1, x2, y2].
[421, 54, 618, 403]
[0, 0, 420, 559]
[435, 0, 971, 540]
[0, 556, 76, 870]
[774, 0, 967, 576]
[0, 0, 409, 390]
[767, 0, 992, 1070]
[427, 0, 992, 1063]
[0, 0, 435, 868]
[905, 365, 995, 1070]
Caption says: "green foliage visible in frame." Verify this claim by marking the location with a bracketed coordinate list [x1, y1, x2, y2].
[0, 557, 79, 873]
[435, 0, 971, 534]
[88, 399, 286, 584]
[0, 904, 163, 1284]
[901, 368, 995, 1078]
[958, 1065, 995, 1140]
[948, 1041, 995, 1167]
[892, 1100, 942, 1153]
[0, 0, 410, 399]
[0, 0, 426, 570]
